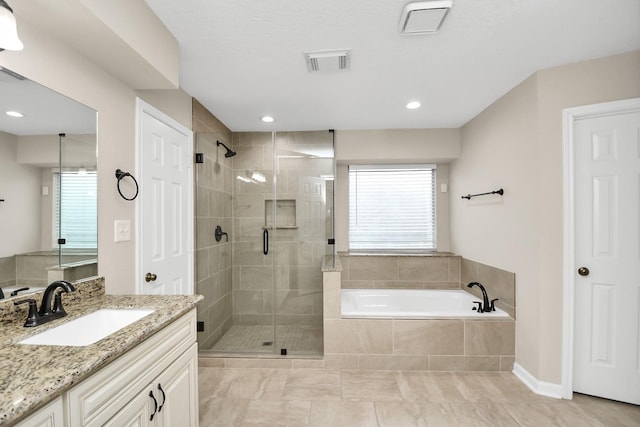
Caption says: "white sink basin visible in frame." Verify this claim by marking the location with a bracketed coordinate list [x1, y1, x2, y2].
[19, 309, 154, 347]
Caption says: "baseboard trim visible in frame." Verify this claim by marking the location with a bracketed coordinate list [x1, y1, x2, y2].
[513, 363, 563, 399]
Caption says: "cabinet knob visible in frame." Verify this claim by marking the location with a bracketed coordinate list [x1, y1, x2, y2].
[145, 272, 157, 282]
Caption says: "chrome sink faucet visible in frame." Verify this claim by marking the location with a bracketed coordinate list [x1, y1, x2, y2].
[467, 282, 498, 313]
[14, 280, 76, 327]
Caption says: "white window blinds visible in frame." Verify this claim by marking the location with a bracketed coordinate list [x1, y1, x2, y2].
[53, 171, 97, 249]
[349, 164, 436, 251]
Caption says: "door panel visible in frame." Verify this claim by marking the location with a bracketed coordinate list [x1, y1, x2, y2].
[138, 101, 193, 295]
[573, 109, 640, 404]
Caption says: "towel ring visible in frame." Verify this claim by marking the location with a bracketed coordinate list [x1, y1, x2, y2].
[115, 169, 139, 201]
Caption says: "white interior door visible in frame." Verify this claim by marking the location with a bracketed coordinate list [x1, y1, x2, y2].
[137, 99, 193, 295]
[573, 106, 640, 404]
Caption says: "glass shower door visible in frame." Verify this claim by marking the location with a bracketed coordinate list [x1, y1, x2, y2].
[200, 130, 334, 356]
[270, 130, 334, 356]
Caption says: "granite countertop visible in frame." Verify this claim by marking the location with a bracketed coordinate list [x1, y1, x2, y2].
[0, 277, 202, 425]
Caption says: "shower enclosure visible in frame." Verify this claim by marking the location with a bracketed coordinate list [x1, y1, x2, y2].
[196, 130, 335, 357]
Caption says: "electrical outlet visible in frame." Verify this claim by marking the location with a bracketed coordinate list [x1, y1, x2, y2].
[114, 220, 131, 242]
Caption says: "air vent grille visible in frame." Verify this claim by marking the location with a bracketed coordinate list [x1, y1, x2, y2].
[399, 1, 453, 35]
[304, 50, 351, 73]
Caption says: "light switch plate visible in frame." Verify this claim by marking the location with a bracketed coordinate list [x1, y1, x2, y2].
[114, 220, 131, 242]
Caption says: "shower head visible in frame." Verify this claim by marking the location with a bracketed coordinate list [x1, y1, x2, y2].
[217, 141, 236, 158]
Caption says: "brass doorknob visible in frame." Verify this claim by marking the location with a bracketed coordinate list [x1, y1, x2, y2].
[577, 267, 590, 277]
[145, 272, 157, 282]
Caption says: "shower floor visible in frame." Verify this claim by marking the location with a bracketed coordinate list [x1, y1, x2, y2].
[209, 325, 323, 355]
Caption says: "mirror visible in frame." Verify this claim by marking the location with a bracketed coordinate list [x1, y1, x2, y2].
[0, 67, 97, 299]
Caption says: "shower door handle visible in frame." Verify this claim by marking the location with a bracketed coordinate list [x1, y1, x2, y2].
[263, 229, 269, 255]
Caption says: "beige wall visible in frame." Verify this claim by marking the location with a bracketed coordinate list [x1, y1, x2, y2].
[336, 129, 460, 163]
[0, 9, 191, 293]
[334, 128, 460, 252]
[450, 50, 640, 383]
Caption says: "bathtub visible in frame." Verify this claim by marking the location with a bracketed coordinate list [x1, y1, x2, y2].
[341, 289, 510, 319]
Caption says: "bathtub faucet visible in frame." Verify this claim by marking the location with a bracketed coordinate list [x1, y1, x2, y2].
[467, 282, 498, 313]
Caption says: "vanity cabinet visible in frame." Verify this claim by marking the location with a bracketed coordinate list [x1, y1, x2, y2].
[66, 309, 198, 426]
[104, 344, 197, 426]
[15, 397, 63, 427]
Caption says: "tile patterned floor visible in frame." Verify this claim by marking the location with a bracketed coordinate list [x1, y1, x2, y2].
[198, 368, 640, 426]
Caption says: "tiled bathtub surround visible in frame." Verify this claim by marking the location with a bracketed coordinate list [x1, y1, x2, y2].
[0, 253, 97, 289]
[462, 257, 516, 318]
[0, 256, 16, 288]
[340, 253, 461, 290]
[323, 254, 515, 372]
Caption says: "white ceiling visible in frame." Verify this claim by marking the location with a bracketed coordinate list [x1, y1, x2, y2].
[145, 0, 640, 132]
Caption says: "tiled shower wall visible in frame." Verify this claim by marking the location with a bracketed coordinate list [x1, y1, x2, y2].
[193, 99, 234, 350]
[231, 131, 332, 329]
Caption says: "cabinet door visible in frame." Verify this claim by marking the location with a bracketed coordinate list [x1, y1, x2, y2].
[103, 390, 153, 427]
[15, 397, 64, 427]
[156, 343, 199, 427]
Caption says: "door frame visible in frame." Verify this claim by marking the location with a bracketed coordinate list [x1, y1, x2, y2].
[561, 97, 640, 399]
[134, 98, 194, 294]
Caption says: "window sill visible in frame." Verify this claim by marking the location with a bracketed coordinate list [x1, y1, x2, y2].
[339, 250, 457, 257]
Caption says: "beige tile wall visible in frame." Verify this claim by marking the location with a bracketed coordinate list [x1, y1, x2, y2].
[0, 256, 16, 288]
[341, 254, 461, 290]
[11, 253, 97, 286]
[193, 99, 234, 350]
[461, 258, 516, 318]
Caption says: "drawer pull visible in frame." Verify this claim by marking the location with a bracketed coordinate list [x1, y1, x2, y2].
[149, 390, 158, 421]
[158, 383, 166, 412]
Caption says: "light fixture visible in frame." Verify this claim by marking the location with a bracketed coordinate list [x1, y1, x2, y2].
[0, 0, 23, 51]
[261, 115, 274, 123]
[5, 110, 23, 117]
[399, 1, 453, 35]
[406, 101, 421, 110]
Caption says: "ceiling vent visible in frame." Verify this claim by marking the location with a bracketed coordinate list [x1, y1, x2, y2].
[399, 1, 453, 35]
[304, 50, 351, 73]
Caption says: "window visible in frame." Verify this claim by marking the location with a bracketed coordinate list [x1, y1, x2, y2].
[349, 164, 436, 251]
[53, 170, 97, 249]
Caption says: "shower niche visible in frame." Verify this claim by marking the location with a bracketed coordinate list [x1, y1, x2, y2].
[265, 199, 297, 229]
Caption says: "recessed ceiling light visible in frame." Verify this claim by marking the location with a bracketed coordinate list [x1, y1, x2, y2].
[261, 115, 274, 123]
[406, 101, 421, 110]
[5, 111, 23, 117]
